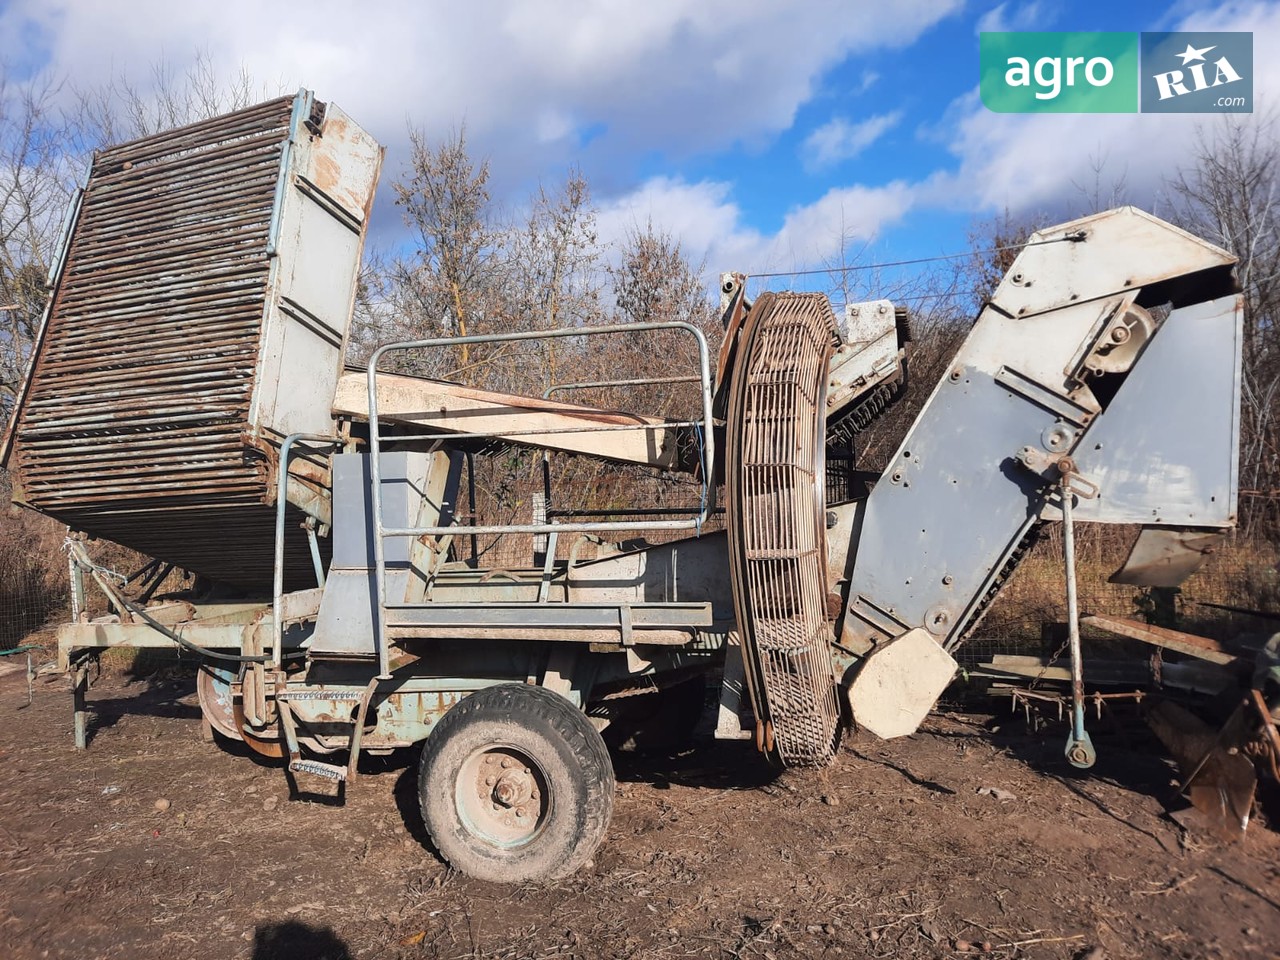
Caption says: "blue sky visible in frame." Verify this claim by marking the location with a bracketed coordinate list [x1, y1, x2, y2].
[1, 0, 1275, 298]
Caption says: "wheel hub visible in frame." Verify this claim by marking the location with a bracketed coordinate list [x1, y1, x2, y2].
[458, 746, 550, 848]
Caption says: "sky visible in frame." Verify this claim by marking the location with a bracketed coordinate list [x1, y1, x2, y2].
[1, 0, 1275, 298]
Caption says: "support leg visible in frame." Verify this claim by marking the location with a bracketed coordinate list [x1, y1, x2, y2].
[1061, 473, 1096, 769]
[72, 661, 89, 750]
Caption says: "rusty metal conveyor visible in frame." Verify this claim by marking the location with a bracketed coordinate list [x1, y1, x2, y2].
[1, 92, 383, 591]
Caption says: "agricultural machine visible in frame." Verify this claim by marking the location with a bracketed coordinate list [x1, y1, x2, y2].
[4, 91, 1274, 881]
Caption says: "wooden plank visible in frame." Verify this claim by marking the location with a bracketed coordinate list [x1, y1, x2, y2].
[1082, 614, 1237, 665]
[333, 372, 681, 469]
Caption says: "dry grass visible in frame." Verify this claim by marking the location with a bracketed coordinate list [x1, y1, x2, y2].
[965, 525, 1279, 663]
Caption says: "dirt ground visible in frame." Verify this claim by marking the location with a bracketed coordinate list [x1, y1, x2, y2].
[1, 666, 1277, 960]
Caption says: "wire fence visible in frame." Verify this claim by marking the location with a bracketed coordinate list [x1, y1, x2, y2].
[0, 471, 71, 653]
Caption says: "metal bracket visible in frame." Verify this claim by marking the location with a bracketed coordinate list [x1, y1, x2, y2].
[346, 677, 381, 784]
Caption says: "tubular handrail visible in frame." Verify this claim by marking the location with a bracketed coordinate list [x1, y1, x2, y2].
[365, 322, 716, 679]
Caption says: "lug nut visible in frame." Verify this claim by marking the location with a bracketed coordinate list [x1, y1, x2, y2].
[501, 758, 513, 769]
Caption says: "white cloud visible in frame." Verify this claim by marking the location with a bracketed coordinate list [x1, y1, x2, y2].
[930, 1, 1280, 221]
[0, 0, 971, 267]
[976, 1, 1058, 34]
[0, 0, 961, 247]
[802, 111, 902, 171]
[595, 177, 766, 275]
[594, 175, 916, 278]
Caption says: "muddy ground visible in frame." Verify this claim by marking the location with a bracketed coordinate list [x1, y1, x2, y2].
[0, 666, 1277, 960]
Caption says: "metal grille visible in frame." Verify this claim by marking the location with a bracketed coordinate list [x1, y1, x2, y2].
[6, 96, 318, 591]
[726, 293, 841, 765]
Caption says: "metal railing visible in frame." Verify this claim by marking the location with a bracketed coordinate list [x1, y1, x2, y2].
[365, 322, 715, 679]
[272, 433, 345, 668]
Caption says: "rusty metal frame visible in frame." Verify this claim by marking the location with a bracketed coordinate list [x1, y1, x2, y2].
[542, 375, 701, 398]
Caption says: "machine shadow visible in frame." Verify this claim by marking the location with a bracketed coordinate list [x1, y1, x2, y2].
[251, 920, 353, 960]
[75, 677, 202, 747]
[609, 737, 781, 792]
[980, 704, 1191, 824]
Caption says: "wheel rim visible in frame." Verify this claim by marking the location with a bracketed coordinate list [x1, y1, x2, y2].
[455, 744, 551, 850]
[196, 664, 242, 741]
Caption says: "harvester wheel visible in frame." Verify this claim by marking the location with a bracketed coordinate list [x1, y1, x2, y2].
[418, 683, 614, 883]
[196, 663, 241, 741]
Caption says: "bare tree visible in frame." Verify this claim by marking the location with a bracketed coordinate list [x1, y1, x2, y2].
[499, 171, 604, 389]
[72, 50, 266, 145]
[0, 74, 79, 419]
[1070, 150, 1129, 216]
[393, 125, 498, 371]
[603, 221, 719, 418]
[1167, 114, 1280, 532]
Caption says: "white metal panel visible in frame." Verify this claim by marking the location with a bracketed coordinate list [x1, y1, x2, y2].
[250, 94, 384, 442]
[992, 206, 1235, 318]
[1060, 294, 1243, 526]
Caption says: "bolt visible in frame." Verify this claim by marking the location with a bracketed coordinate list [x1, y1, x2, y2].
[500, 757, 513, 769]
[485, 775, 494, 786]
[942, 575, 953, 585]
[492, 802, 500, 811]
[494, 781, 517, 806]
[515, 807, 526, 819]
[531, 789, 540, 800]
[1110, 325, 1131, 344]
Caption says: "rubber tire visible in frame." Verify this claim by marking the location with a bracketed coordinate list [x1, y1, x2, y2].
[418, 683, 615, 883]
